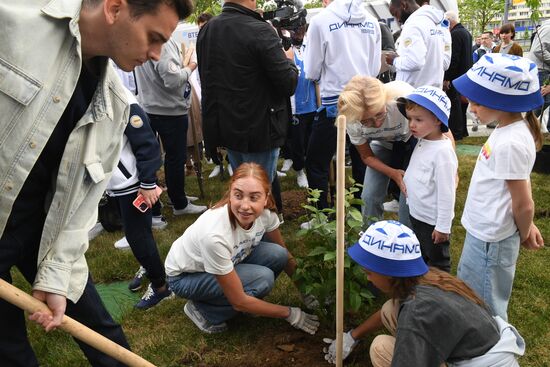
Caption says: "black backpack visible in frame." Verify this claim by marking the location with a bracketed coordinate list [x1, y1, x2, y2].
[97, 193, 122, 232]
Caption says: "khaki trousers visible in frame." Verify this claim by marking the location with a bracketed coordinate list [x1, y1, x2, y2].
[369, 300, 446, 367]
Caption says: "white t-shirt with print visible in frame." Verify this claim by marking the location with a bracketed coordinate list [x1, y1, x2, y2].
[461, 120, 536, 242]
[165, 205, 280, 276]
[404, 137, 457, 233]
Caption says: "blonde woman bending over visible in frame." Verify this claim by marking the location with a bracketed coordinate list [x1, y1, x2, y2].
[338, 76, 415, 226]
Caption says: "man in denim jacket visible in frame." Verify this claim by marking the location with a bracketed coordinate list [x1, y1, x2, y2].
[0, 0, 191, 365]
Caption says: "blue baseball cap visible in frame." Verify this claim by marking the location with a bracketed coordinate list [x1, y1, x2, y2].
[453, 53, 543, 112]
[348, 220, 428, 278]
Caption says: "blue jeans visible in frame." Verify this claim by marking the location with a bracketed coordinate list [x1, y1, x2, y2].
[167, 241, 288, 325]
[457, 231, 520, 321]
[148, 113, 189, 210]
[361, 143, 411, 228]
[226, 148, 280, 183]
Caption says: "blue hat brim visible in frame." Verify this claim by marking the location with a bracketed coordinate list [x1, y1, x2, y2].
[453, 73, 544, 113]
[396, 96, 449, 132]
[348, 242, 429, 278]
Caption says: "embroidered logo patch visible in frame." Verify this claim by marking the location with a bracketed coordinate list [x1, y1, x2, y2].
[403, 38, 412, 47]
[130, 115, 143, 128]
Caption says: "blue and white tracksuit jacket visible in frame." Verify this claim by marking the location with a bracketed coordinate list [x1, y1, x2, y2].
[106, 91, 162, 197]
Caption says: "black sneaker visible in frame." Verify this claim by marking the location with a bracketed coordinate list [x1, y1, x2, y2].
[128, 266, 147, 292]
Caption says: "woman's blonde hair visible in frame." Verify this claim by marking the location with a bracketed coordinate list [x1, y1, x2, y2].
[338, 76, 387, 122]
[388, 267, 486, 308]
[212, 162, 277, 229]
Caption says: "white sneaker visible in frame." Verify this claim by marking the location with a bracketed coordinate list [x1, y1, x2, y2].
[187, 195, 198, 202]
[300, 217, 326, 230]
[114, 236, 130, 249]
[296, 169, 308, 188]
[281, 159, 293, 172]
[88, 222, 104, 241]
[382, 199, 399, 213]
[227, 165, 233, 176]
[277, 170, 287, 177]
[208, 165, 221, 178]
[151, 215, 168, 230]
[173, 202, 207, 215]
[300, 219, 315, 230]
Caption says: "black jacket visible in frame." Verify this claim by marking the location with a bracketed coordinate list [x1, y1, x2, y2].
[445, 23, 473, 81]
[197, 2, 298, 153]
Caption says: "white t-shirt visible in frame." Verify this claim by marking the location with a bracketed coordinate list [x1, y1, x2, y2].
[346, 102, 411, 148]
[461, 120, 536, 242]
[165, 205, 280, 276]
[404, 137, 457, 233]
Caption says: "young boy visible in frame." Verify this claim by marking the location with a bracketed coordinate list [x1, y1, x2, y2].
[399, 86, 458, 272]
[106, 87, 174, 309]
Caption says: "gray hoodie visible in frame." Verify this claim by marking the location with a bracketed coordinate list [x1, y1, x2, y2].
[135, 38, 193, 115]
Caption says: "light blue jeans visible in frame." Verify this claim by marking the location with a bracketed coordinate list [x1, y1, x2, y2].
[167, 241, 288, 325]
[227, 148, 280, 183]
[457, 231, 520, 321]
[361, 143, 411, 228]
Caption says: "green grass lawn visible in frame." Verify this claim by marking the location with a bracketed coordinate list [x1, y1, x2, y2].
[14, 136, 550, 366]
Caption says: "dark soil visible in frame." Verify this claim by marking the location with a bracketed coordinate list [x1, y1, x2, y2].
[282, 190, 308, 220]
[206, 328, 373, 367]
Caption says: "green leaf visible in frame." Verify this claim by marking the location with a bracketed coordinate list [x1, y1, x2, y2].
[307, 246, 327, 257]
[349, 292, 361, 311]
[349, 209, 363, 222]
[302, 205, 318, 212]
[323, 251, 336, 261]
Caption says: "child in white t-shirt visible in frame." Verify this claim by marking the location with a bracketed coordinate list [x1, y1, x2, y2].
[399, 86, 458, 272]
[453, 54, 545, 320]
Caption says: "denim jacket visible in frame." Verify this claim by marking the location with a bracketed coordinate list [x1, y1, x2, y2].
[0, 0, 128, 302]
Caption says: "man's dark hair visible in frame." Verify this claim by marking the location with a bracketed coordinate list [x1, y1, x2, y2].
[197, 12, 214, 25]
[127, 0, 193, 20]
[83, 0, 193, 20]
[482, 31, 493, 37]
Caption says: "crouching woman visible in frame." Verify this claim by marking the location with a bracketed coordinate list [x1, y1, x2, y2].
[165, 163, 319, 334]
[323, 220, 525, 366]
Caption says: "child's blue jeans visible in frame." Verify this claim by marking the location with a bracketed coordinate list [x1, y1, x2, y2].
[457, 231, 520, 321]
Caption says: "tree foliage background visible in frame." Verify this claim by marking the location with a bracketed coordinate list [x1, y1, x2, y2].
[458, 0, 505, 36]
[188, 0, 323, 23]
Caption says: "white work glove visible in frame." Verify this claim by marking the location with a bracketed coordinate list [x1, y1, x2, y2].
[285, 307, 320, 335]
[300, 293, 320, 310]
[323, 330, 358, 364]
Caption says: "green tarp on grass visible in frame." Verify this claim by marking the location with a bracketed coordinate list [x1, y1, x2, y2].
[96, 282, 141, 322]
[456, 144, 481, 156]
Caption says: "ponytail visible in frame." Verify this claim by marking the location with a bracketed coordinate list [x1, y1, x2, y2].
[388, 268, 486, 308]
[525, 110, 543, 151]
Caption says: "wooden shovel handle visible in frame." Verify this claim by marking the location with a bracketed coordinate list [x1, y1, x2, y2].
[0, 279, 156, 367]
